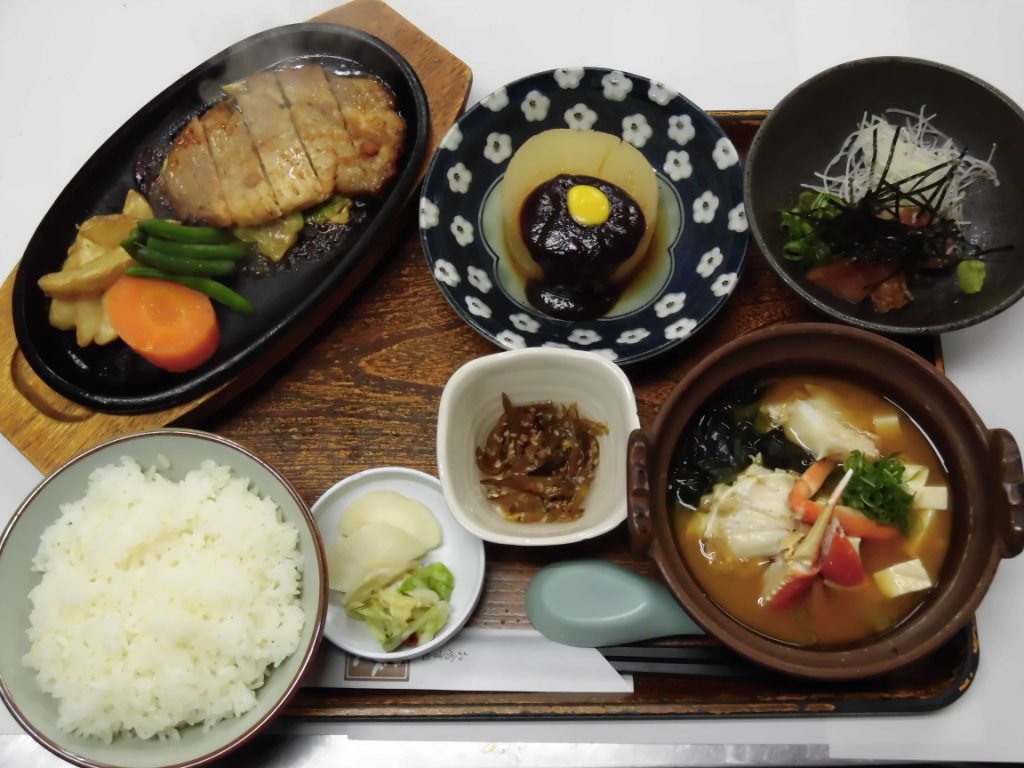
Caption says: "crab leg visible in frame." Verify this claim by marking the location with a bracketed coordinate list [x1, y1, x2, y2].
[790, 458, 901, 540]
[761, 469, 854, 607]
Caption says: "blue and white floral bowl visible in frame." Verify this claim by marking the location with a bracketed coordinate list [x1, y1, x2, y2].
[419, 67, 749, 364]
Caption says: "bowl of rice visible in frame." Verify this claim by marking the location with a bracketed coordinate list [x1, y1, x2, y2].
[0, 428, 327, 768]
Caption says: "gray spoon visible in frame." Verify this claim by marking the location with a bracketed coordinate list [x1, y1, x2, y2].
[525, 559, 703, 647]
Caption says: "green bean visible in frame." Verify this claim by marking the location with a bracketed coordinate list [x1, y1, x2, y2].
[120, 238, 140, 258]
[145, 236, 251, 260]
[124, 266, 256, 316]
[137, 218, 235, 244]
[134, 246, 236, 277]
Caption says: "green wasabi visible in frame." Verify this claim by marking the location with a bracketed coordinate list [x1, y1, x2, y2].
[957, 259, 986, 294]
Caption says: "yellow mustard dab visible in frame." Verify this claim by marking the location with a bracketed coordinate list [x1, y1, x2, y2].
[566, 184, 611, 226]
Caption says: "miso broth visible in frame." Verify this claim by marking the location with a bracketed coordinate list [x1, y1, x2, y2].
[669, 376, 951, 647]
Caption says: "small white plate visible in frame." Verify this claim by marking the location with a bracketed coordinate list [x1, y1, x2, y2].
[311, 466, 486, 661]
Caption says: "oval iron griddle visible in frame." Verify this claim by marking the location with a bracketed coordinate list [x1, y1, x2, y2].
[12, 23, 430, 413]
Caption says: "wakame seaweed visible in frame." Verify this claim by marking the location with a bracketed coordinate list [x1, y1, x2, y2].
[668, 381, 815, 509]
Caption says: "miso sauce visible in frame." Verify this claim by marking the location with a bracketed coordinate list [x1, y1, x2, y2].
[672, 376, 952, 647]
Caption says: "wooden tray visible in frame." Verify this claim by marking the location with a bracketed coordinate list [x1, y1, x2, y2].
[0, 0, 472, 474]
[1, 4, 969, 718]
[192, 106, 966, 718]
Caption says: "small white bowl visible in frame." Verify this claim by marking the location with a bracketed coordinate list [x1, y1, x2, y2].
[311, 467, 485, 661]
[437, 348, 640, 546]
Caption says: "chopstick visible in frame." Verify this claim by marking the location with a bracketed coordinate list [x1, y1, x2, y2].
[599, 644, 765, 679]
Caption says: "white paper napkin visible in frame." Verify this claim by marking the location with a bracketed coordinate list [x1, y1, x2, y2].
[305, 627, 634, 693]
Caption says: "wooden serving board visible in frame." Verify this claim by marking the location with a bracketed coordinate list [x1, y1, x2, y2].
[189, 110, 960, 721]
[2, 4, 966, 718]
[0, 0, 472, 474]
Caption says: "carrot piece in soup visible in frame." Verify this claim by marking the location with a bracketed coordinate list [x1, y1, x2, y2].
[105, 275, 220, 372]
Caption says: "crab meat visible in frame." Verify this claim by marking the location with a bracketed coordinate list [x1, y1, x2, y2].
[763, 394, 880, 461]
[702, 464, 798, 561]
[761, 469, 855, 607]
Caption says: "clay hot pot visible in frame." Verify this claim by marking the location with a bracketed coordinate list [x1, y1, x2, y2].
[627, 322, 1023, 680]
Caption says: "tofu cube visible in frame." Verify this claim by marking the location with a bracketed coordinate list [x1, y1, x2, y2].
[913, 485, 949, 511]
[904, 508, 939, 557]
[873, 412, 902, 443]
[874, 559, 933, 598]
[901, 464, 930, 494]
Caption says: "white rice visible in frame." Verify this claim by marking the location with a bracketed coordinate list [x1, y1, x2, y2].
[22, 457, 305, 742]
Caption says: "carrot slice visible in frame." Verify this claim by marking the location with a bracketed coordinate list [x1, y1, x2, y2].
[105, 275, 220, 372]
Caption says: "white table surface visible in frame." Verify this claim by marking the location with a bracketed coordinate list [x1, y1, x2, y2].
[2, 0, 1023, 763]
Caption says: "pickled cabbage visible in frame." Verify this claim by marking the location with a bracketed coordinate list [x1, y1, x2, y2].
[347, 563, 454, 651]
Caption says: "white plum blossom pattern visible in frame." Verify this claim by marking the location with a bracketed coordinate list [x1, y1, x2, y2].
[564, 103, 598, 131]
[711, 273, 738, 297]
[510, 313, 540, 333]
[433, 259, 460, 287]
[553, 67, 585, 89]
[617, 328, 651, 344]
[601, 70, 633, 101]
[648, 82, 676, 105]
[468, 266, 492, 293]
[668, 114, 695, 145]
[521, 90, 551, 121]
[419, 197, 439, 229]
[440, 123, 462, 151]
[447, 162, 472, 193]
[483, 132, 512, 164]
[727, 203, 748, 232]
[696, 247, 723, 278]
[481, 87, 509, 111]
[665, 318, 697, 340]
[496, 330, 526, 349]
[712, 137, 739, 169]
[466, 295, 492, 318]
[422, 68, 752, 365]
[655, 292, 686, 317]
[451, 215, 474, 246]
[663, 150, 692, 181]
[568, 328, 602, 346]
[622, 114, 653, 148]
[692, 191, 719, 224]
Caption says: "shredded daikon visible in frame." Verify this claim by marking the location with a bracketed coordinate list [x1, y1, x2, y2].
[806, 107, 999, 223]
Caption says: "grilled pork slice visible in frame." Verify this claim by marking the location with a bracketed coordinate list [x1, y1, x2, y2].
[327, 74, 406, 195]
[159, 64, 405, 227]
[158, 117, 232, 227]
[229, 71, 322, 215]
[201, 101, 281, 227]
[275, 65, 368, 198]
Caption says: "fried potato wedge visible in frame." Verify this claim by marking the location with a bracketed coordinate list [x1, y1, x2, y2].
[48, 298, 78, 330]
[75, 214, 139, 250]
[40, 190, 155, 346]
[38, 247, 133, 297]
[64, 236, 110, 270]
[121, 189, 154, 219]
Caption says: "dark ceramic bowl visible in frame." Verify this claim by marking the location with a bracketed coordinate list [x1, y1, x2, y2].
[744, 56, 1024, 334]
[627, 323, 1023, 680]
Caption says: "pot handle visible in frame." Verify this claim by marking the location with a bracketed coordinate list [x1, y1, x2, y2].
[989, 428, 1024, 558]
[627, 428, 654, 558]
